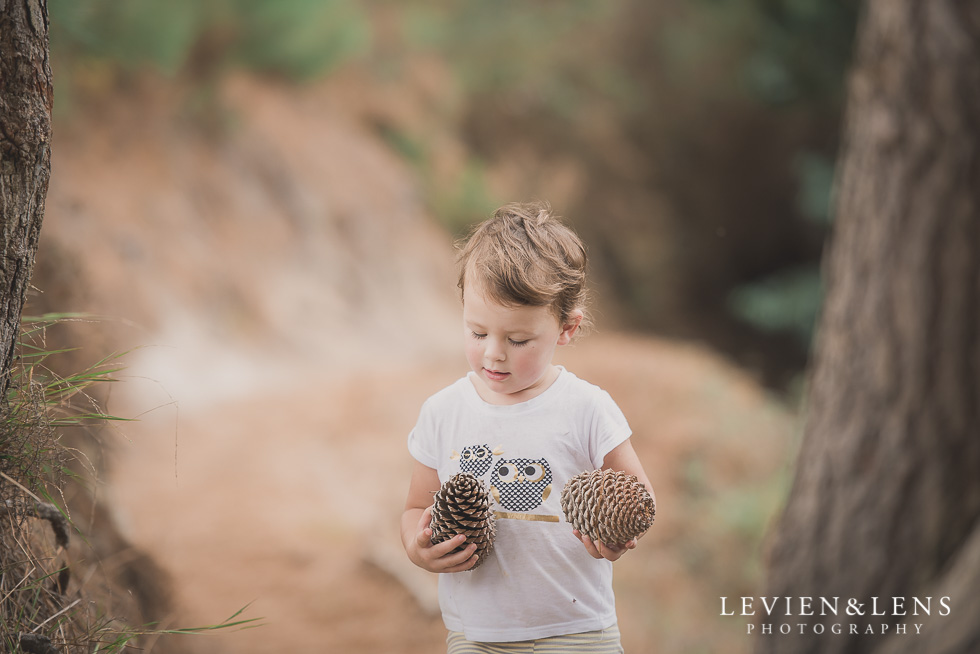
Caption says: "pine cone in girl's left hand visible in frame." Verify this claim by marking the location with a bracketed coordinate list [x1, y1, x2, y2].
[561, 469, 655, 545]
[429, 472, 496, 570]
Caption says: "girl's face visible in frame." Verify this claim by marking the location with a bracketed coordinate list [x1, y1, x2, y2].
[462, 280, 581, 405]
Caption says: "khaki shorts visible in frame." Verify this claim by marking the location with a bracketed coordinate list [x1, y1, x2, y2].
[447, 624, 624, 653]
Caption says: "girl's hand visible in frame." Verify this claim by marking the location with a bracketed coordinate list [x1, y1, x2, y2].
[572, 528, 637, 562]
[406, 507, 479, 573]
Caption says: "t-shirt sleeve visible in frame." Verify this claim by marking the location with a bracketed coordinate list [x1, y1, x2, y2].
[407, 398, 440, 469]
[588, 390, 633, 469]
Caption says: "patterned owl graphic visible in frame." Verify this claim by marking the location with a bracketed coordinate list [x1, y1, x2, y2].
[490, 457, 553, 512]
[452, 444, 502, 478]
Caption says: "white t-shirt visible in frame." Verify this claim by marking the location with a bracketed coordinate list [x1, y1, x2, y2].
[407, 367, 633, 642]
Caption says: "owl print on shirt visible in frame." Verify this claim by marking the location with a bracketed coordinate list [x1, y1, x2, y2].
[451, 443, 502, 477]
[451, 445, 559, 522]
[490, 458, 553, 512]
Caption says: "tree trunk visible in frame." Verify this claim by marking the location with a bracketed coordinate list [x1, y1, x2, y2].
[758, 2, 980, 654]
[0, 0, 53, 403]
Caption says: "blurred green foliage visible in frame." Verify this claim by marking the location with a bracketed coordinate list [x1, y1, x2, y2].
[45, 0, 858, 373]
[400, 0, 856, 118]
[724, 145, 835, 349]
[217, 0, 370, 80]
[728, 266, 823, 346]
[793, 151, 836, 224]
[657, 0, 856, 106]
[739, 0, 858, 107]
[395, 0, 855, 355]
[671, 0, 853, 352]
[432, 159, 499, 236]
[374, 123, 499, 236]
[50, 0, 201, 75]
[402, 1, 627, 104]
[49, 0, 370, 80]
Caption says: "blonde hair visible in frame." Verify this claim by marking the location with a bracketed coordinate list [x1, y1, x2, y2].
[457, 202, 590, 328]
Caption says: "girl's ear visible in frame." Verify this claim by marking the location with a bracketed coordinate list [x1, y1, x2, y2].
[557, 309, 584, 345]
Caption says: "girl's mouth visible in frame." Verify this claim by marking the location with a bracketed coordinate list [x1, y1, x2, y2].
[483, 368, 511, 381]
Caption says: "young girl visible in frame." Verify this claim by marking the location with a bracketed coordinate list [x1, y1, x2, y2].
[401, 202, 654, 652]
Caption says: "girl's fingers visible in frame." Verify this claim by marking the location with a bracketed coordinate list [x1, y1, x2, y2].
[409, 508, 480, 572]
[421, 540, 476, 572]
[597, 541, 629, 561]
[579, 534, 603, 559]
[416, 506, 432, 531]
[415, 509, 432, 549]
[429, 534, 468, 557]
[442, 554, 478, 574]
[441, 543, 478, 570]
[574, 530, 632, 561]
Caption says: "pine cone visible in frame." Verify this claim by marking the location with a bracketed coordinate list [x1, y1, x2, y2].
[561, 469, 655, 545]
[429, 472, 496, 569]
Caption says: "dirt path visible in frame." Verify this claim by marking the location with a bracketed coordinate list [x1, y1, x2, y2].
[107, 334, 794, 653]
[108, 356, 457, 653]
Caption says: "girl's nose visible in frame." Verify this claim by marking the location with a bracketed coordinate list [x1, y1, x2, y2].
[485, 338, 506, 361]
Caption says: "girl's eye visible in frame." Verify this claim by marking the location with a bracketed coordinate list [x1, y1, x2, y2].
[471, 332, 487, 340]
[508, 339, 529, 347]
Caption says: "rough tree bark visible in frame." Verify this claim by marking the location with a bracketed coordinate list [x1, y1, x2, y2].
[0, 0, 53, 403]
[758, 3, 980, 654]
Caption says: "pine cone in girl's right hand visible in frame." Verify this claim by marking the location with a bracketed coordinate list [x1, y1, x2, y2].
[561, 469, 655, 545]
[429, 472, 496, 569]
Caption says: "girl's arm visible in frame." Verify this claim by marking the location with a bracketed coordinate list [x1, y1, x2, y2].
[573, 438, 655, 562]
[602, 437, 655, 500]
[401, 460, 479, 573]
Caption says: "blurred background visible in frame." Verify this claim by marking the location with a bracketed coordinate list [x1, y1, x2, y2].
[31, 1, 858, 652]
